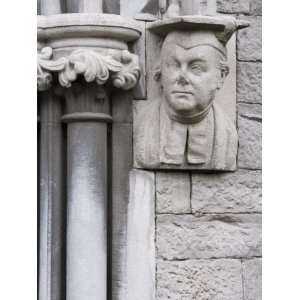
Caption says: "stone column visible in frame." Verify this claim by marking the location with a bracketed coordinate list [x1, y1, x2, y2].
[40, 0, 62, 15]
[61, 83, 110, 300]
[66, 0, 103, 13]
[37, 13, 142, 300]
[39, 91, 65, 300]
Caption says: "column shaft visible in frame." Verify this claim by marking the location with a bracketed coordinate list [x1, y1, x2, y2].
[40, 0, 62, 15]
[64, 84, 109, 300]
[66, 0, 103, 13]
[39, 92, 65, 300]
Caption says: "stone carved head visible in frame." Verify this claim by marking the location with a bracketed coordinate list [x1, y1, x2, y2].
[134, 17, 249, 170]
[155, 30, 229, 123]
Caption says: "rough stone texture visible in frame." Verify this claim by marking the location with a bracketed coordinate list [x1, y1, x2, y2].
[237, 62, 262, 104]
[243, 258, 262, 300]
[250, 0, 262, 15]
[237, 16, 262, 62]
[192, 170, 262, 213]
[157, 259, 243, 300]
[156, 172, 191, 214]
[238, 103, 262, 170]
[217, 0, 250, 14]
[157, 214, 262, 260]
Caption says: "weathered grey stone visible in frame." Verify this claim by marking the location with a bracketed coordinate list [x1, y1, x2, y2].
[39, 92, 65, 300]
[40, 0, 62, 14]
[157, 214, 262, 260]
[217, 0, 250, 14]
[156, 172, 191, 214]
[179, 0, 217, 15]
[103, 0, 120, 14]
[250, 0, 262, 15]
[192, 169, 262, 213]
[132, 20, 146, 99]
[237, 16, 262, 61]
[112, 91, 133, 123]
[66, 0, 103, 13]
[64, 85, 110, 300]
[37, 14, 142, 92]
[111, 123, 133, 300]
[237, 62, 262, 104]
[243, 258, 262, 300]
[157, 259, 243, 300]
[238, 103, 262, 169]
[135, 22, 240, 170]
[118, 170, 156, 300]
[120, 0, 151, 17]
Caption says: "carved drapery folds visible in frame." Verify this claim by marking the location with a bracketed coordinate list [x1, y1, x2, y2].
[37, 47, 140, 91]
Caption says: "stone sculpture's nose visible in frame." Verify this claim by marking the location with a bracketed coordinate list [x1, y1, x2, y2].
[177, 74, 189, 86]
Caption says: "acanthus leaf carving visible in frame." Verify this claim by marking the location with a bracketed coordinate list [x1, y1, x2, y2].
[37, 47, 67, 91]
[37, 47, 140, 91]
[112, 50, 141, 90]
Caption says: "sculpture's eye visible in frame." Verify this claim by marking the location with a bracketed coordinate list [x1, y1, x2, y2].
[165, 59, 180, 69]
[189, 61, 206, 75]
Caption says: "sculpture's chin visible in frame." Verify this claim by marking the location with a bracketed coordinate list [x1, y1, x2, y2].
[167, 96, 208, 116]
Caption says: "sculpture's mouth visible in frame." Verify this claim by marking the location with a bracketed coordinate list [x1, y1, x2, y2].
[172, 91, 193, 95]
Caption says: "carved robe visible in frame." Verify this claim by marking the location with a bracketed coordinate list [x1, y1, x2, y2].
[134, 99, 238, 170]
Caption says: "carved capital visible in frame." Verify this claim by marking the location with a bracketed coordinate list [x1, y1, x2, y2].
[37, 47, 140, 91]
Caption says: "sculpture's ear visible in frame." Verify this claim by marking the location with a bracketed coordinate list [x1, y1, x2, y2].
[217, 62, 229, 90]
[154, 65, 161, 82]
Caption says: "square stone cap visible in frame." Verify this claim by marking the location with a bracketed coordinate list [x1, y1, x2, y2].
[148, 15, 249, 45]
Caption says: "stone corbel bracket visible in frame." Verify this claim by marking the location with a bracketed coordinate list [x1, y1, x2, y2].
[37, 13, 142, 91]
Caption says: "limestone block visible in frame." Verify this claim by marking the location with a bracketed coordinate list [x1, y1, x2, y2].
[157, 214, 262, 260]
[217, 0, 250, 14]
[156, 172, 191, 214]
[237, 16, 262, 61]
[192, 170, 262, 213]
[238, 103, 262, 170]
[118, 170, 156, 300]
[250, 0, 262, 15]
[243, 258, 262, 300]
[237, 62, 262, 104]
[157, 259, 243, 300]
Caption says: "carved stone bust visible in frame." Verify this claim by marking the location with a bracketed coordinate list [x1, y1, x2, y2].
[134, 18, 247, 171]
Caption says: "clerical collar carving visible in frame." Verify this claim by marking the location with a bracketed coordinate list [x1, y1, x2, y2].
[159, 102, 214, 165]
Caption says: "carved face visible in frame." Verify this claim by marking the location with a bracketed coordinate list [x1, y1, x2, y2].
[161, 43, 225, 118]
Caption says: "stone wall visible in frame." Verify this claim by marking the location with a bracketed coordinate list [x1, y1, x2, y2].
[144, 1, 262, 299]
